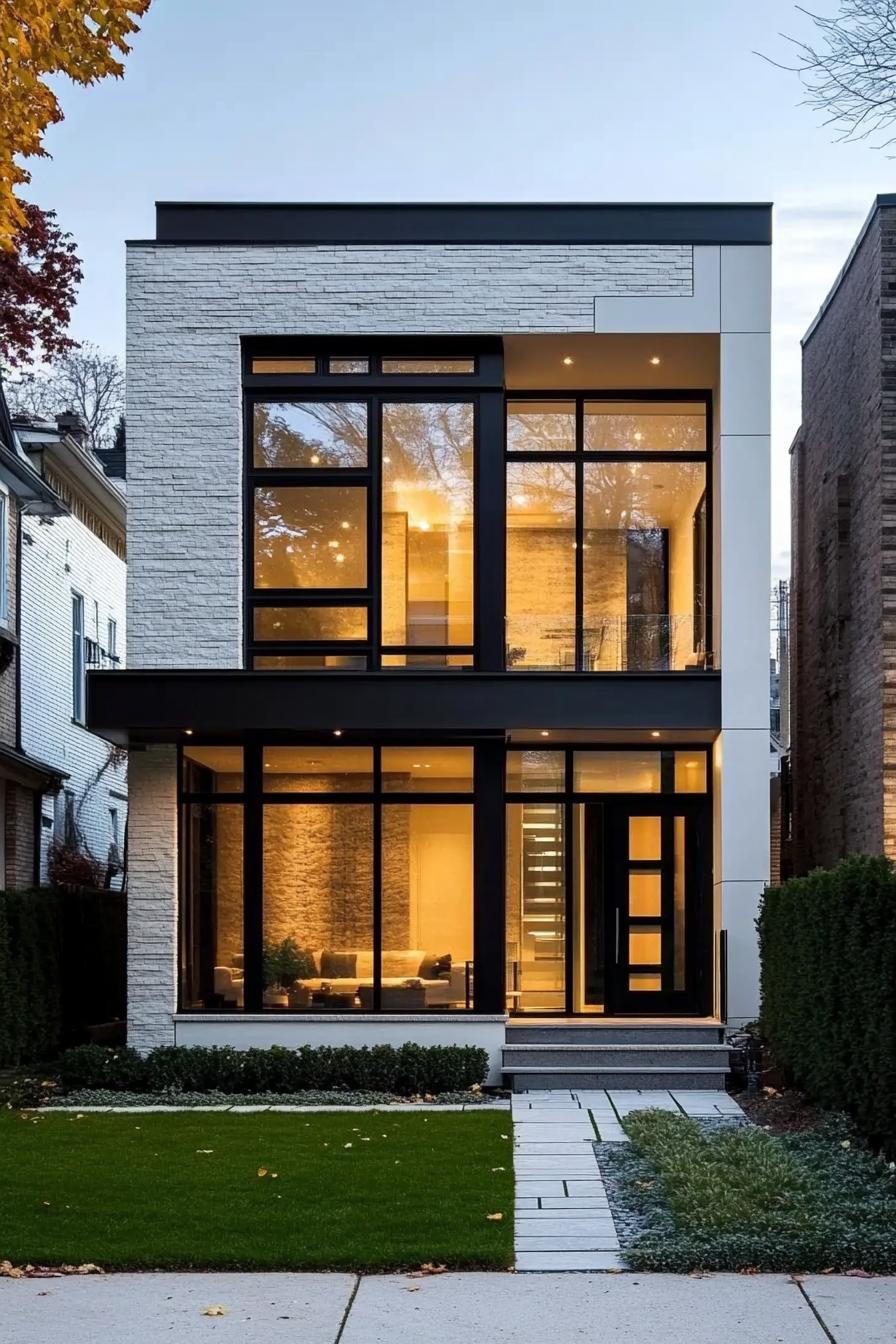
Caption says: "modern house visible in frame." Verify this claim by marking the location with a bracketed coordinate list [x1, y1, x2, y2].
[89, 202, 771, 1085]
[13, 413, 128, 887]
[790, 194, 896, 874]
[0, 381, 68, 887]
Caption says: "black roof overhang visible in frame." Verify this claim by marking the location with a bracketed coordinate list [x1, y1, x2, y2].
[87, 669, 721, 745]
[149, 202, 773, 247]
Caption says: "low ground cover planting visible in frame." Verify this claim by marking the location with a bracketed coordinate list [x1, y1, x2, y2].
[603, 1108, 896, 1273]
[0, 1109, 513, 1271]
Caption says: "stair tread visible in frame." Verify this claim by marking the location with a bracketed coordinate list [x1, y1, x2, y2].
[503, 1043, 728, 1053]
[501, 1064, 729, 1074]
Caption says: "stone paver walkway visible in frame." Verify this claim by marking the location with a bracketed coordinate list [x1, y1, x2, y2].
[511, 1088, 747, 1272]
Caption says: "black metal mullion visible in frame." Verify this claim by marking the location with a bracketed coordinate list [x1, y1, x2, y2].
[243, 742, 263, 1012]
[661, 812, 675, 995]
[564, 747, 575, 1014]
[575, 399, 585, 671]
[371, 397, 382, 667]
[373, 746, 382, 1012]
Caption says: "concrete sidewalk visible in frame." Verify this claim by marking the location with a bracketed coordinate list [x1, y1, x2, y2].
[2, 1271, 894, 1343]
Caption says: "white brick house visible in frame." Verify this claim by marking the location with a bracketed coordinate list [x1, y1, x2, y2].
[16, 416, 127, 886]
[91, 203, 771, 1088]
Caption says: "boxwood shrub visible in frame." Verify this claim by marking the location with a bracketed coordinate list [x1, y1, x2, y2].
[758, 854, 896, 1150]
[57, 1042, 489, 1096]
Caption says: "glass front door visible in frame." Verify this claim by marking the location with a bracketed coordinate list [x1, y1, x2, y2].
[586, 800, 710, 1014]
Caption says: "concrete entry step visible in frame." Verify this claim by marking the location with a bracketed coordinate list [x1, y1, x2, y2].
[504, 1043, 730, 1070]
[505, 1067, 729, 1092]
[507, 1023, 725, 1045]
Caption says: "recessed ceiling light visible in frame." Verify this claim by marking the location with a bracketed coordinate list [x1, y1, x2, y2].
[540, 730, 550, 738]
[335, 553, 346, 563]
[333, 729, 342, 737]
[184, 729, 193, 736]
[340, 520, 351, 530]
[650, 730, 661, 738]
[562, 356, 574, 366]
[634, 431, 643, 442]
[649, 356, 661, 366]
[412, 763, 422, 769]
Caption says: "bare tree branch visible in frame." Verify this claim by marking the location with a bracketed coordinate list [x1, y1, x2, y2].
[759, 1, 896, 150]
[6, 342, 124, 449]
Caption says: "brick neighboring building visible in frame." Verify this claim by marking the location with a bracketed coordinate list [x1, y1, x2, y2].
[0, 379, 68, 887]
[791, 194, 896, 872]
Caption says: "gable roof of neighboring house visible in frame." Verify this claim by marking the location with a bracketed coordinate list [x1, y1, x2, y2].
[0, 377, 66, 513]
[13, 413, 126, 559]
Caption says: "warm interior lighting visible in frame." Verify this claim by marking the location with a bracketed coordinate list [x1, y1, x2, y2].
[185, 729, 193, 736]
[650, 731, 661, 738]
[649, 356, 661, 365]
[540, 730, 550, 738]
[562, 356, 574, 366]
[333, 729, 342, 737]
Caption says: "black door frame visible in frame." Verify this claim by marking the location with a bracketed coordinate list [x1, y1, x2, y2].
[588, 795, 712, 1016]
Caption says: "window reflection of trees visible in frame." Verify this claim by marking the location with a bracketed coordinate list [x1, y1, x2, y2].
[253, 402, 368, 468]
[382, 403, 474, 501]
[254, 486, 366, 589]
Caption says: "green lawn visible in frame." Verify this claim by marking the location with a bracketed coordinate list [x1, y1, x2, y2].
[0, 1110, 513, 1271]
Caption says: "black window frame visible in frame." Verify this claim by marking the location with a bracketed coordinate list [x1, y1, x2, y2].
[243, 339, 504, 671]
[178, 736, 506, 1015]
[504, 390, 714, 673]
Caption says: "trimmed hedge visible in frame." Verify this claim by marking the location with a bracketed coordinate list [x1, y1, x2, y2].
[758, 854, 896, 1149]
[0, 889, 63, 1067]
[58, 1042, 489, 1096]
[0, 888, 127, 1068]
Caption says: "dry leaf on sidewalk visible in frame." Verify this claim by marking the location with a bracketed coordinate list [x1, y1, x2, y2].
[202, 1305, 228, 1316]
[486, 1212, 503, 1221]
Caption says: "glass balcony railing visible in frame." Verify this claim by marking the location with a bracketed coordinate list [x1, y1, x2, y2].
[505, 614, 713, 672]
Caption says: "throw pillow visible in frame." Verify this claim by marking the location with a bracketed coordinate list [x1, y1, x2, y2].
[419, 953, 452, 979]
[320, 950, 357, 979]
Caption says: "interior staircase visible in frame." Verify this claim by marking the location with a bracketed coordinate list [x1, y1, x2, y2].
[502, 1021, 730, 1091]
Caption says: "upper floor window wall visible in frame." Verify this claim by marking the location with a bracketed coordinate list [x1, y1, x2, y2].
[506, 396, 711, 672]
[245, 343, 495, 670]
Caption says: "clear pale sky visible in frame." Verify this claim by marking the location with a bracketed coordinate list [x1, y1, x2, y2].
[24, 0, 894, 578]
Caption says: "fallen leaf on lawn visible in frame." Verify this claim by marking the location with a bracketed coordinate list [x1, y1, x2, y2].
[257, 1167, 268, 1177]
[846, 1268, 874, 1278]
[841, 1140, 851, 1149]
[196, 1149, 214, 1154]
[361, 1137, 370, 1142]
[634, 1180, 654, 1190]
[202, 1305, 228, 1316]
[739, 1267, 760, 1275]
[491, 1167, 505, 1172]
[500, 1133, 509, 1139]
[60, 1265, 104, 1276]
[486, 1212, 503, 1221]
[409, 1263, 448, 1277]
[270, 1173, 278, 1179]
[344, 1142, 353, 1149]
[0, 1263, 25, 1279]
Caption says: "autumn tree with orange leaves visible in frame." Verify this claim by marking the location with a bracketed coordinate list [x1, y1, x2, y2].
[0, 2, 151, 362]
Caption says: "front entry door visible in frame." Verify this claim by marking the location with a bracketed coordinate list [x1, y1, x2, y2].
[587, 800, 710, 1015]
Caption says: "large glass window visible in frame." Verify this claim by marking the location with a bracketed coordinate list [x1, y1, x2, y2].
[380, 804, 474, 1010]
[506, 461, 575, 669]
[381, 402, 474, 654]
[247, 353, 483, 670]
[181, 743, 481, 1013]
[505, 395, 711, 672]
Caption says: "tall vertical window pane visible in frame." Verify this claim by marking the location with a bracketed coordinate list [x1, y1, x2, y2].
[380, 804, 473, 1010]
[506, 802, 566, 1011]
[506, 461, 575, 669]
[381, 403, 474, 648]
[582, 461, 706, 671]
[181, 803, 244, 1011]
[262, 804, 372, 1010]
[254, 485, 367, 589]
[71, 592, 85, 722]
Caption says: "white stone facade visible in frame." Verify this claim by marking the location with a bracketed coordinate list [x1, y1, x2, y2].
[125, 223, 770, 1048]
[20, 491, 127, 884]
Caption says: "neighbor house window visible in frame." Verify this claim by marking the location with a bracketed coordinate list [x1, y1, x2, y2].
[71, 592, 86, 721]
[505, 395, 711, 671]
[107, 617, 118, 663]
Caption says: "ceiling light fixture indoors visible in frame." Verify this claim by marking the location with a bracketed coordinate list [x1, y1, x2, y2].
[562, 355, 574, 366]
[649, 356, 661, 366]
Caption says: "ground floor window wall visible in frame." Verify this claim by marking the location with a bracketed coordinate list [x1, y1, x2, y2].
[179, 741, 711, 1017]
[179, 744, 476, 1014]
